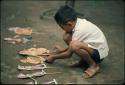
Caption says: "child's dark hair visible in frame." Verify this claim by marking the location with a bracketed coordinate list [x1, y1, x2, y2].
[54, 5, 77, 25]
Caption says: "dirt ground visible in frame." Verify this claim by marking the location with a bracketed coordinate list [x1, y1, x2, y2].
[0, 1, 124, 84]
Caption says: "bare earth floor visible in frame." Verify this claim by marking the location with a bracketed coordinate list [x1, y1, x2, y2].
[0, 1, 124, 84]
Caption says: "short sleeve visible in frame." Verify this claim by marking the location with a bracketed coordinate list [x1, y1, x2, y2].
[72, 30, 88, 42]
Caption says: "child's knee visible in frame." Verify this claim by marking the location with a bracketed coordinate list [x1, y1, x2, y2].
[70, 40, 88, 52]
[70, 40, 80, 51]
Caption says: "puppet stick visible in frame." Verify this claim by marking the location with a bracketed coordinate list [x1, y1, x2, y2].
[42, 79, 58, 84]
[29, 77, 37, 85]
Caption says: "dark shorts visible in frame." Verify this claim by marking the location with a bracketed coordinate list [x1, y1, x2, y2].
[91, 49, 103, 64]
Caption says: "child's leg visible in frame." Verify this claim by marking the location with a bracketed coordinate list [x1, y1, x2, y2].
[46, 40, 100, 78]
[54, 33, 86, 66]
[70, 40, 96, 67]
[70, 40, 100, 78]
[63, 33, 88, 66]
[47, 39, 96, 67]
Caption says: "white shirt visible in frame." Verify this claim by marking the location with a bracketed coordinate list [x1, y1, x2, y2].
[72, 18, 109, 59]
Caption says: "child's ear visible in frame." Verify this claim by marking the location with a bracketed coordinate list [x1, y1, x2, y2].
[66, 21, 73, 26]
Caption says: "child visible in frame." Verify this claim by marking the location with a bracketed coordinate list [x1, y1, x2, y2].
[45, 5, 109, 78]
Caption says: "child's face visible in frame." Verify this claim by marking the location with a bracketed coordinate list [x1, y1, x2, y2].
[60, 21, 76, 33]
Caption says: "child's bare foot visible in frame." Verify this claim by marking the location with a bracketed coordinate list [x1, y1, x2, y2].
[82, 65, 100, 78]
[45, 56, 55, 64]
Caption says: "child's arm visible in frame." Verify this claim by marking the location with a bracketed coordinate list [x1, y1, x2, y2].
[50, 47, 73, 59]
[53, 45, 68, 53]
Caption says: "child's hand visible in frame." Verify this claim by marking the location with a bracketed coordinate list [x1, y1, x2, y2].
[45, 55, 55, 64]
